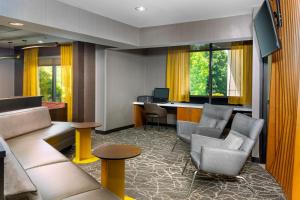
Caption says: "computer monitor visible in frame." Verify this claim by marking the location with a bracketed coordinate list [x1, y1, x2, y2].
[153, 88, 169, 103]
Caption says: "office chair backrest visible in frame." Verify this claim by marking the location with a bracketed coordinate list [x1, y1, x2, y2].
[229, 113, 264, 152]
[199, 103, 233, 131]
[143, 103, 163, 116]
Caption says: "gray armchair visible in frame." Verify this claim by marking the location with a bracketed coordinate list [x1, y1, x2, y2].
[172, 103, 233, 151]
[184, 113, 264, 195]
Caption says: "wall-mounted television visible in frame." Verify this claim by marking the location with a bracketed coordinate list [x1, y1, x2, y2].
[254, 0, 281, 58]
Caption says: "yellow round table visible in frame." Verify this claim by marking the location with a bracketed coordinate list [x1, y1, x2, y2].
[93, 144, 141, 200]
[71, 122, 101, 164]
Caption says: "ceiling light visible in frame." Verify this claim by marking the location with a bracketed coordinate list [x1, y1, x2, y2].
[135, 6, 146, 12]
[38, 40, 44, 44]
[9, 22, 24, 26]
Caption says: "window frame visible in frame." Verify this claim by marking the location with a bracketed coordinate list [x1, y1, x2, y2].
[189, 44, 232, 105]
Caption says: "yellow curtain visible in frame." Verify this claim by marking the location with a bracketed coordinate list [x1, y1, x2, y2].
[23, 48, 39, 96]
[166, 47, 190, 102]
[61, 44, 73, 121]
[228, 42, 252, 105]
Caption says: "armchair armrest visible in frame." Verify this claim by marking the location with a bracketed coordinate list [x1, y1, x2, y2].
[191, 134, 223, 153]
[195, 127, 223, 138]
[177, 121, 199, 143]
[200, 147, 248, 176]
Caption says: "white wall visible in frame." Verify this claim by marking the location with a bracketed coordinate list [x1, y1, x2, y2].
[144, 48, 167, 95]
[0, 48, 15, 98]
[140, 14, 253, 47]
[251, 8, 263, 159]
[95, 46, 106, 131]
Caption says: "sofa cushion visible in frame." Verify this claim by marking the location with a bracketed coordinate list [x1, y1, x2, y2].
[222, 134, 244, 150]
[26, 162, 101, 200]
[63, 189, 119, 200]
[0, 138, 37, 199]
[0, 107, 52, 140]
[7, 137, 68, 170]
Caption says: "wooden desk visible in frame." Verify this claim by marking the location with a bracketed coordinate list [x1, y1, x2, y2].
[93, 144, 141, 200]
[133, 102, 252, 128]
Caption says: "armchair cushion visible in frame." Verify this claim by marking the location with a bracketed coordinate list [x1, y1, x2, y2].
[200, 146, 248, 176]
[195, 127, 223, 138]
[199, 116, 217, 128]
[221, 134, 244, 150]
[0, 137, 37, 199]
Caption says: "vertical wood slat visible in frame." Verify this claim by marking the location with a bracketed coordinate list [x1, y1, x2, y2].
[266, 0, 300, 199]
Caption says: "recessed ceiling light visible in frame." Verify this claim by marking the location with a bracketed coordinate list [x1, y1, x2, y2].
[9, 22, 24, 26]
[38, 40, 44, 44]
[135, 6, 146, 12]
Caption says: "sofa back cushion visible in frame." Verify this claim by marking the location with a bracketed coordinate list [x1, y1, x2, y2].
[0, 137, 37, 199]
[0, 107, 52, 139]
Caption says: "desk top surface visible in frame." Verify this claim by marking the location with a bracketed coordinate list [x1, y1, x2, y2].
[70, 122, 101, 129]
[133, 102, 252, 112]
[93, 144, 141, 160]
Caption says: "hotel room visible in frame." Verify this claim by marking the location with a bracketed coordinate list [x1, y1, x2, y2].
[0, 0, 298, 199]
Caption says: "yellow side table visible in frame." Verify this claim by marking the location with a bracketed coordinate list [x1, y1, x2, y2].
[71, 122, 101, 164]
[93, 144, 141, 200]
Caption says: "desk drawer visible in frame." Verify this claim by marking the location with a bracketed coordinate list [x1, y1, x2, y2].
[177, 107, 202, 123]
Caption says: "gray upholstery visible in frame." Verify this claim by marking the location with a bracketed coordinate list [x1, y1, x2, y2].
[190, 113, 264, 176]
[0, 107, 52, 140]
[176, 104, 233, 144]
[0, 137, 38, 199]
[0, 107, 118, 200]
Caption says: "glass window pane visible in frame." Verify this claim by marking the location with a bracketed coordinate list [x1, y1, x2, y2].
[55, 66, 62, 102]
[39, 66, 53, 101]
[212, 50, 229, 96]
[190, 51, 210, 96]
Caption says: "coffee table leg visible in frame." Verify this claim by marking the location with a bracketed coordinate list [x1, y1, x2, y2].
[101, 159, 134, 200]
[73, 128, 99, 164]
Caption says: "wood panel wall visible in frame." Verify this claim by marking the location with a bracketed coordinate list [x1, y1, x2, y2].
[266, 0, 300, 199]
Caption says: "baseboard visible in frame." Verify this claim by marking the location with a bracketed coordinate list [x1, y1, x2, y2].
[251, 157, 261, 163]
[95, 125, 134, 135]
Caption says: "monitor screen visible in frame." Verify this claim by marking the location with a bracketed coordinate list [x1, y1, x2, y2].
[254, 0, 281, 58]
[153, 88, 169, 101]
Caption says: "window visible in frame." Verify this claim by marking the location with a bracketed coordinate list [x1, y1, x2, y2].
[189, 42, 253, 105]
[39, 66, 62, 102]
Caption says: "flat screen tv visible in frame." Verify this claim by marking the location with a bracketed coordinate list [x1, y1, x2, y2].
[254, 0, 281, 58]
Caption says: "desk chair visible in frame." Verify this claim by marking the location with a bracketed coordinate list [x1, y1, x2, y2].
[184, 113, 264, 196]
[172, 103, 233, 151]
[143, 103, 167, 131]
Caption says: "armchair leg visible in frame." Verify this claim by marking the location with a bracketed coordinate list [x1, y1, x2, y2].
[187, 170, 198, 197]
[171, 138, 179, 152]
[236, 176, 256, 196]
[182, 158, 190, 175]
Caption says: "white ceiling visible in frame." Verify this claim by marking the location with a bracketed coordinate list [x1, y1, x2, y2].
[57, 0, 263, 27]
[0, 25, 71, 48]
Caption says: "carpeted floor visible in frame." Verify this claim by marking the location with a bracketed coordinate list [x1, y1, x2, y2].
[64, 127, 285, 200]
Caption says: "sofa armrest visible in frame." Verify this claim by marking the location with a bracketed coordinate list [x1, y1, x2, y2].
[0, 142, 5, 200]
[200, 146, 248, 176]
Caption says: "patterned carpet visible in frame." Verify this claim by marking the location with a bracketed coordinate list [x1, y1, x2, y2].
[64, 127, 285, 200]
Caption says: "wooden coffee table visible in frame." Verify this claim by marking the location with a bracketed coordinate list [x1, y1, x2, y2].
[93, 144, 141, 200]
[71, 122, 101, 164]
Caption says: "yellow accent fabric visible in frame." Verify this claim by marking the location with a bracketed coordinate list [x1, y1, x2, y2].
[228, 43, 253, 105]
[166, 47, 190, 102]
[61, 44, 73, 121]
[23, 48, 39, 96]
